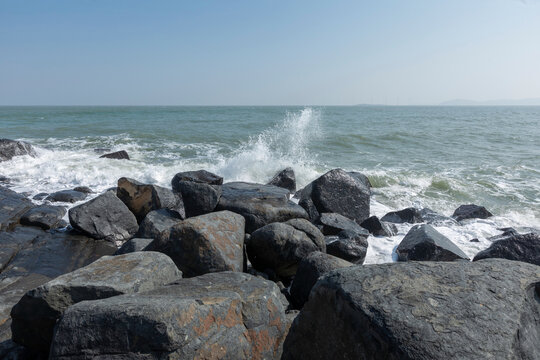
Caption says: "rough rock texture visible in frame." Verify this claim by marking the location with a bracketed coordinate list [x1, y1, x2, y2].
[347, 171, 372, 193]
[19, 205, 66, 230]
[136, 208, 182, 240]
[420, 207, 458, 226]
[10, 252, 181, 355]
[473, 232, 540, 266]
[114, 237, 154, 255]
[247, 222, 324, 280]
[396, 224, 469, 261]
[45, 190, 87, 203]
[381, 207, 423, 224]
[171, 170, 223, 218]
[0, 139, 36, 162]
[68, 191, 139, 242]
[452, 204, 493, 221]
[360, 215, 396, 236]
[284, 218, 326, 252]
[289, 251, 352, 308]
[99, 150, 129, 160]
[50, 272, 290, 360]
[299, 169, 370, 224]
[325, 230, 369, 264]
[0, 186, 35, 231]
[319, 212, 368, 236]
[151, 211, 245, 277]
[217, 182, 308, 233]
[268, 167, 296, 194]
[117, 177, 185, 222]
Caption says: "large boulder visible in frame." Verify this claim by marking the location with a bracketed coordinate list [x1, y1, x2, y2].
[247, 222, 324, 280]
[325, 230, 369, 264]
[171, 170, 223, 218]
[268, 167, 296, 194]
[114, 237, 153, 255]
[136, 208, 182, 240]
[217, 182, 308, 233]
[0, 186, 35, 231]
[282, 260, 540, 360]
[473, 232, 540, 266]
[117, 177, 185, 222]
[150, 211, 245, 277]
[360, 215, 396, 236]
[380, 207, 422, 224]
[50, 272, 290, 360]
[20, 205, 66, 230]
[396, 224, 469, 261]
[99, 150, 129, 160]
[452, 204, 493, 221]
[347, 171, 372, 193]
[0, 139, 36, 162]
[289, 251, 352, 308]
[10, 252, 181, 356]
[68, 191, 139, 243]
[298, 169, 370, 224]
[319, 212, 368, 236]
[284, 218, 326, 252]
[45, 190, 87, 203]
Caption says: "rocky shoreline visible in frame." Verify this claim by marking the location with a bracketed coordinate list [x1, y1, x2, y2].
[1, 139, 539, 359]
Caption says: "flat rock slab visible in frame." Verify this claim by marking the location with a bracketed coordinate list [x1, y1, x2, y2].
[20, 205, 66, 230]
[282, 259, 540, 360]
[0, 186, 35, 231]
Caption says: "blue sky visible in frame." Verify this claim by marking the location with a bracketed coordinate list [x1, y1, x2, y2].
[1, 0, 539, 105]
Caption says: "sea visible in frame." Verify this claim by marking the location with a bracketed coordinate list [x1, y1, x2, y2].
[1, 106, 539, 263]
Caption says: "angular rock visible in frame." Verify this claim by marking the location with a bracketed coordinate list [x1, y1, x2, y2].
[72, 186, 93, 194]
[68, 191, 138, 242]
[360, 215, 396, 236]
[19, 205, 66, 230]
[325, 230, 369, 264]
[171, 170, 223, 218]
[136, 208, 182, 240]
[268, 167, 296, 194]
[473, 232, 540, 266]
[452, 204, 493, 221]
[248, 222, 324, 280]
[217, 182, 308, 233]
[117, 177, 185, 222]
[380, 207, 422, 224]
[282, 260, 540, 360]
[99, 150, 129, 160]
[285, 218, 326, 252]
[114, 237, 153, 255]
[347, 171, 372, 193]
[319, 212, 368, 236]
[50, 272, 290, 360]
[45, 189, 87, 203]
[0, 186, 34, 231]
[420, 207, 458, 226]
[290, 251, 352, 308]
[11, 252, 181, 355]
[151, 211, 245, 277]
[0, 139, 36, 162]
[396, 224, 469, 261]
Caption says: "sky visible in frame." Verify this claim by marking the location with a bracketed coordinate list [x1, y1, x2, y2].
[1, 0, 539, 105]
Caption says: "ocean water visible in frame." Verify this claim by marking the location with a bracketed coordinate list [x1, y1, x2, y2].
[1, 106, 539, 263]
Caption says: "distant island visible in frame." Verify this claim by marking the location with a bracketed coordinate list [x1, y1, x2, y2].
[440, 98, 540, 106]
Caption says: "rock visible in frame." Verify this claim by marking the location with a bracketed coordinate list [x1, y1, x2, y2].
[284, 218, 326, 252]
[150, 211, 245, 277]
[325, 230, 369, 264]
[50, 272, 290, 360]
[45, 190, 87, 203]
[99, 150, 129, 160]
[114, 237, 153, 255]
[268, 167, 296, 193]
[347, 171, 372, 193]
[247, 222, 324, 280]
[0, 139, 36, 162]
[360, 215, 396, 236]
[0, 187, 35, 231]
[136, 208, 182, 240]
[282, 259, 540, 360]
[319, 212, 368, 236]
[396, 224, 469, 261]
[470, 238, 480, 243]
[117, 177, 185, 222]
[298, 169, 370, 224]
[290, 251, 352, 308]
[32, 192, 48, 200]
[380, 207, 422, 224]
[217, 182, 308, 233]
[68, 191, 138, 242]
[0, 175, 9, 184]
[171, 170, 223, 218]
[452, 204, 493, 221]
[420, 207, 458, 226]
[72, 186, 93, 194]
[473, 232, 540, 266]
[19, 205, 66, 230]
[11, 252, 181, 355]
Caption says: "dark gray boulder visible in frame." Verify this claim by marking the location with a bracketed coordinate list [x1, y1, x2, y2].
[347, 171, 372, 193]
[117, 177, 185, 222]
[268, 167, 296, 194]
[319, 212, 368, 236]
[0, 186, 35, 231]
[136, 208, 182, 240]
[452, 204, 493, 221]
[216, 182, 308, 233]
[420, 207, 458, 226]
[247, 222, 324, 280]
[0, 139, 36, 162]
[45, 190, 87, 203]
[49, 272, 290, 360]
[150, 211, 245, 277]
[396, 224, 469, 261]
[473, 232, 540, 266]
[380, 207, 422, 224]
[72, 186, 93, 194]
[171, 170, 223, 218]
[99, 150, 129, 160]
[282, 260, 540, 360]
[68, 191, 139, 242]
[290, 251, 352, 308]
[19, 205, 66, 230]
[0, 175, 9, 184]
[10, 251, 181, 356]
[325, 230, 369, 264]
[299, 169, 370, 224]
[32, 192, 49, 200]
[285, 218, 326, 252]
[114, 237, 153, 255]
[360, 215, 396, 236]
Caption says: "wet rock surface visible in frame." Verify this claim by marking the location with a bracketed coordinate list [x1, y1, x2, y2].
[452, 204, 493, 221]
[268, 167, 296, 194]
[473, 232, 540, 265]
[19, 205, 66, 230]
[381, 207, 423, 224]
[0, 139, 36, 162]
[99, 150, 130, 160]
[360, 215, 396, 236]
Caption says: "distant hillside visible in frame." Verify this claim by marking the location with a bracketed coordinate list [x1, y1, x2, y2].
[441, 98, 540, 106]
